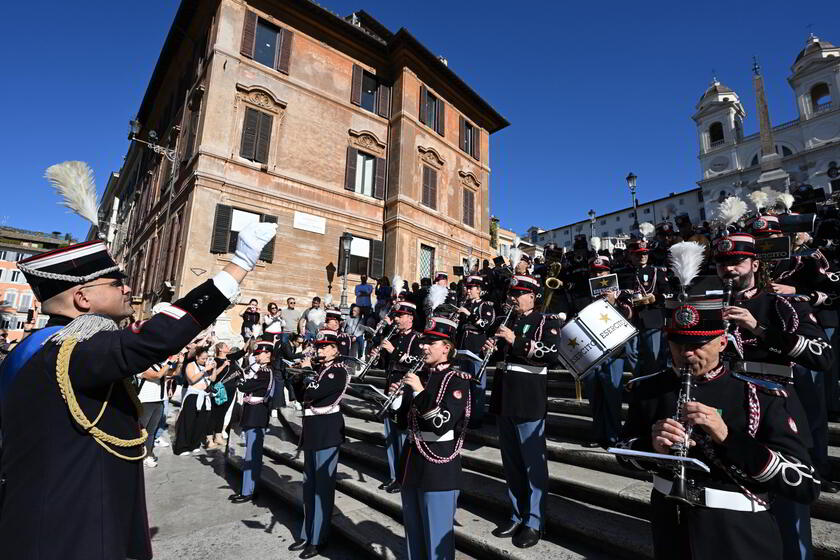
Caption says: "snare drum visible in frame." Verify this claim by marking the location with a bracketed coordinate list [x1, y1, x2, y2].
[557, 299, 637, 378]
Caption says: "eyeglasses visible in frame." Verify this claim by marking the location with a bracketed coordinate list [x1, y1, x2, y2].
[288, 301, 296, 305]
[79, 278, 125, 291]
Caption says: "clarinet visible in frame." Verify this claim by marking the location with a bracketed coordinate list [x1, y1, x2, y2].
[722, 279, 735, 332]
[472, 305, 514, 385]
[356, 323, 397, 382]
[375, 356, 425, 420]
[667, 363, 695, 506]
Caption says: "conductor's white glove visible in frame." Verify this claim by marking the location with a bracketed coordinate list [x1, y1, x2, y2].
[230, 221, 278, 271]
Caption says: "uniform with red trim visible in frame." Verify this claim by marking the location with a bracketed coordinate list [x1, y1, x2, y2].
[616, 260, 819, 559]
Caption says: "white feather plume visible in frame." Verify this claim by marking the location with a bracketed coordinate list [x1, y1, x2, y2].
[509, 245, 522, 269]
[776, 192, 795, 212]
[716, 196, 748, 226]
[391, 274, 404, 298]
[45, 161, 100, 226]
[668, 241, 706, 289]
[748, 190, 769, 212]
[426, 284, 448, 312]
[638, 222, 654, 240]
[590, 236, 601, 252]
[323, 294, 333, 306]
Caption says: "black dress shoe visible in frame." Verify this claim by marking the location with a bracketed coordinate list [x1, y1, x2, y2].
[512, 526, 542, 549]
[378, 479, 395, 490]
[491, 520, 521, 538]
[229, 493, 252, 503]
[385, 480, 401, 494]
[822, 481, 840, 494]
[300, 543, 322, 558]
[288, 539, 307, 551]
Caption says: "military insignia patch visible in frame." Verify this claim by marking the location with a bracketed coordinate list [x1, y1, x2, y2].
[788, 416, 798, 434]
[453, 389, 463, 400]
[716, 238, 734, 253]
[673, 305, 700, 328]
[425, 318, 436, 330]
[753, 218, 768, 231]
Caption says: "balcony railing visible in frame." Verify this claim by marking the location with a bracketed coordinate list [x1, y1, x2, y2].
[709, 138, 725, 148]
[815, 101, 833, 114]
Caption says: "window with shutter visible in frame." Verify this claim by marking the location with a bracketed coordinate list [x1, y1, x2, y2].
[240, 11, 257, 58]
[435, 98, 445, 136]
[240, 108, 259, 160]
[210, 204, 233, 253]
[377, 84, 391, 118]
[351, 64, 363, 106]
[255, 111, 273, 164]
[463, 188, 475, 227]
[259, 215, 278, 263]
[374, 157, 386, 200]
[459, 116, 466, 152]
[345, 146, 358, 191]
[276, 28, 293, 74]
[421, 165, 437, 210]
[419, 85, 428, 125]
[472, 127, 481, 161]
[184, 100, 200, 163]
[370, 239, 384, 278]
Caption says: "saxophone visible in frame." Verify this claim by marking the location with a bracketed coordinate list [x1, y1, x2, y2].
[667, 363, 695, 506]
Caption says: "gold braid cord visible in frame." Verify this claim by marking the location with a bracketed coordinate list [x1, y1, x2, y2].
[56, 337, 148, 461]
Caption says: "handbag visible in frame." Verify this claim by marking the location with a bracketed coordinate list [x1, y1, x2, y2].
[212, 382, 228, 405]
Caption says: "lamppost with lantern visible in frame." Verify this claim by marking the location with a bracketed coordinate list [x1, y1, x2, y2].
[588, 209, 596, 238]
[129, 119, 178, 162]
[339, 232, 353, 315]
[626, 172, 639, 232]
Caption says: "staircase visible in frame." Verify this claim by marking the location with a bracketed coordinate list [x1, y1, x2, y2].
[225, 368, 840, 559]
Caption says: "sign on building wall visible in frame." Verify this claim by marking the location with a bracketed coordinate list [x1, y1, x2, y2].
[293, 211, 326, 234]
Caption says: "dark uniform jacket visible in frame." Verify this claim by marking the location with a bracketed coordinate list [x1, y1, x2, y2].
[734, 290, 833, 373]
[617, 365, 820, 559]
[299, 361, 348, 451]
[384, 329, 423, 385]
[770, 249, 840, 329]
[240, 364, 273, 429]
[489, 309, 561, 420]
[457, 298, 496, 355]
[617, 264, 669, 329]
[397, 362, 471, 491]
[0, 279, 230, 560]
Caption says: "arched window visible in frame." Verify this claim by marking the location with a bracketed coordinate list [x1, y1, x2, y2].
[811, 83, 832, 112]
[709, 122, 725, 146]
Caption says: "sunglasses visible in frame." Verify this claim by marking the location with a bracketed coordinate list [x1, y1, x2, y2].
[79, 278, 125, 290]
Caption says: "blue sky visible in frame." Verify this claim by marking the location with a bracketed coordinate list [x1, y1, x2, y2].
[2, 1, 839, 241]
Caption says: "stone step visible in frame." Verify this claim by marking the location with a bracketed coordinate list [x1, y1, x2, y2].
[338, 397, 840, 528]
[277, 409, 646, 559]
[237, 424, 608, 560]
[225, 446, 410, 559]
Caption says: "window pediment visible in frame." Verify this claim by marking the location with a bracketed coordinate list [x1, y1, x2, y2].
[418, 146, 445, 169]
[235, 83, 286, 114]
[348, 129, 386, 157]
[458, 170, 481, 189]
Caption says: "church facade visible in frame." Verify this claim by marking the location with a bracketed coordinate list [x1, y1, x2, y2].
[694, 34, 840, 212]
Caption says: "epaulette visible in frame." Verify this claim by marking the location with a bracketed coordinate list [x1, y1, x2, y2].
[731, 371, 788, 397]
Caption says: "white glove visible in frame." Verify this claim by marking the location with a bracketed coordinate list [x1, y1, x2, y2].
[230, 221, 278, 271]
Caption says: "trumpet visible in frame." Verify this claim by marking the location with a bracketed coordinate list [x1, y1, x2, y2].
[375, 356, 425, 420]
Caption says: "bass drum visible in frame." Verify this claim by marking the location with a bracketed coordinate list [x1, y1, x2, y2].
[556, 299, 637, 378]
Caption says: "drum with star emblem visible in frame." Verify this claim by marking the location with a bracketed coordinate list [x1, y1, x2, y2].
[556, 299, 637, 378]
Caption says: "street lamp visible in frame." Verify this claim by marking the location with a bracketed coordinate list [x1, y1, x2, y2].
[339, 232, 353, 314]
[588, 209, 596, 238]
[128, 119, 178, 162]
[626, 172, 639, 231]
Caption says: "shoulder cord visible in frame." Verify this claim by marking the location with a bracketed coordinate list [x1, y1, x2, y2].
[56, 338, 147, 461]
[775, 257, 803, 282]
[734, 294, 799, 357]
[409, 370, 471, 464]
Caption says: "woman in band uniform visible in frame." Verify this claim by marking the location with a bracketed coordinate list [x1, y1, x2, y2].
[289, 329, 349, 559]
[392, 316, 471, 560]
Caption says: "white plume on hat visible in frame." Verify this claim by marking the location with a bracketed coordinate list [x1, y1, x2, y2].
[668, 241, 706, 290]
[716, 196, 748, 226]
[427, 284, 448, 311]
[45, 161, 100, 228]
[323, 294, 333, 306]
[509, 244, 522, 270]
[748, 190, 769, 212]
[638, 222, 655, 240]
[590, 236, 601, 252]
[392, 274, 404, 298]
[776, 192, 795, 212]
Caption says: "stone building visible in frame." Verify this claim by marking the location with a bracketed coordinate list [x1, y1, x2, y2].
[98, 0, 507, 330]
[0, 228, 73, 341]
[694, 34, 840, 210]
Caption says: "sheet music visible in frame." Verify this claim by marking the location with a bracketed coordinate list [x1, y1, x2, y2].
[607, 447, 711, 473]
